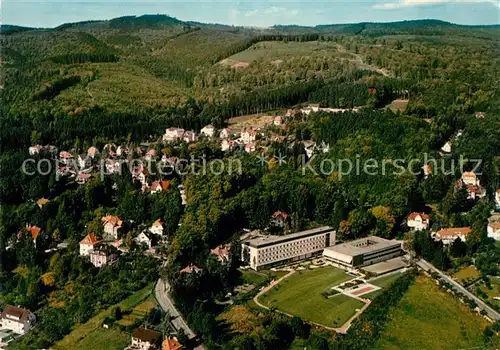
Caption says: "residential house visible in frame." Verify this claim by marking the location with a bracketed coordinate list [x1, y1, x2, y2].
[182, 130, 197, 143]
[25, 225, 41, 247]
[210, 244, 230, 263]
[180, 263, 201, 274]
[163, 128, 185, 142]
[101, 215, 123, 240]
[77, 154, 92, 170]
[273, 116, 284, 126]
[144, 149, 157, 161]
[407, 212, 430, 231]
[116, 145, 129, 157]
[76, 173, 91, 185]
[422, 164, 432, 179]
[433, 227, 471, 245]
[87, 146, 99, 158]
[36, 198, 49, 208]
[136, 231, 155, 250]
[201, 124, 216, 138]
[462, 172, 479, 186]
[219, 128, 230, 139]
[487, 222, 500, 241]
[149, 219, 164, 236]
[221, 139, 237, 152]
[441, 141, 452, 154]
[132, 164, 148, 187]
[475, 112, 485, 119]
[105, 159, 122, 175]
[28, 145, 43, 155]
[178, 185, 187, 205]
[270, 211, 289, 228]
[128, 328, 161, 350]
[162, 337, 183, 350]
[495, 189, 500, 209]
[244, 142, 256, 153]
[89, 248, 117, 267]
[150, 180, 172, 194]
[79, 232, 100, 256]
[59, 151, 74, 164]
[241, 129, 257, 143]
[0, 305, 35, 335]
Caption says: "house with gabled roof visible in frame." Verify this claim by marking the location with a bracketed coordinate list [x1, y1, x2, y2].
[495, 189, 500, 209]
[135, 230, 155, 250]
[433, 227, 471, 245]
[201, 124, 216, 138]
[150, 180, 172, 194]
[25, 225, 41, 246]
[149, 219, 164, 236]
[219, 128, 231, 139]
[1, 305, 35, 335]
[487, 222, 500, 241]
[101, 215, 123, 240]
[36, 198, 49, 208]
[270, 211, 289, 228]
[89, 247, 117, 267]
[87, 146, 99, 158]
[162, 337, 183, 350]
[407, 212, 430, 231]
[180, 263, 201, 274]
[127, 327, 161, 350]
[210, 244, 230, 263]
[80, 232, 101, 256]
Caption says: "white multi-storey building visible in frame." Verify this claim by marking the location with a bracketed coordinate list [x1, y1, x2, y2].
[241, 226, 336, 270]
[487, 222, 500, 241]
[407, 212, 430, 231]
[0, 305, 35, 335]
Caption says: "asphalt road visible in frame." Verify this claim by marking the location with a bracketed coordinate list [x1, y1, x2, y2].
[417, 259, 500, 321]
[154, 278, 197, 340]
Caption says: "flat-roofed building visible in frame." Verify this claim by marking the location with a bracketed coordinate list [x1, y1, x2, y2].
[322, 236, 402, 269]
[241, 226, 336, 271]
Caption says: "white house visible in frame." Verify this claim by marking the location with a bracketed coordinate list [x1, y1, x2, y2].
[116, 145, 129, 157]
[1, 305, 36, 335]
[178, 185, 187, 205]
[89, 249, 116, 268]
[129, 328, 161, 350]
[245, 143, 256, 153]
[219, 128, 230, 139]
[182, 130, 197, 143]
[270, 211, 289, 228]
[163, 128, 185, 142]
[441, 141, 452, 153]
[407, 212, 430, 231]
[221, 139, 238, 152]
[101, 215, 123, 240]
[487, 222, 500, 241]
[433, 227, 471, 245]
[241, 129, 257, 143]
[136, 231, 154, 249]
[462, 172, 479, 186]
[495, 189, 500, 209]
[79, 232, 100, 256]
[28, 145, 43, 155]
[273, 116, 284, 126]
[149, 219, 164, 236]
[201, 124, 216, 138]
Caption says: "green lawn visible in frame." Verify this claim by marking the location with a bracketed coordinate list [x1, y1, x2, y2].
[240, 269, 287, 286]
[364, 273, 403, 299]
[54, 284, 153, 350]
[374, 276, 494, 350]
[476, 277, 500, 308]
[453, 265, 480, 284]
[258, 267, 361, 327]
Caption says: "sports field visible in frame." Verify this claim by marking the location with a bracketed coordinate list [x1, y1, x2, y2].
[374, 275, 494, 349]
[258, 267, 362, 327]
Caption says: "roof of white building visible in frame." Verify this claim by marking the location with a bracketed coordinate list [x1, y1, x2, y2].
[243, 226, 334, 248]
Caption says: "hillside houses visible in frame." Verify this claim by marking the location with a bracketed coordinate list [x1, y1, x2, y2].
[487, 222, 500, 241]
[1, 305, 35, 335]
[79, 232, 101, 256]
[455, 172, 486, 200]
[201, 124, 216, 138]
[89, 247, 117, 267]
[433, 227, 471, 245]
[102, 215, 123, 240]
[210, 244, 230, 263]
[407, 212, 430, 231]
[163, 128, 185, 142]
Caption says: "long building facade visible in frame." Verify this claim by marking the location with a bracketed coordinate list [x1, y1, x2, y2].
[322, 236, 402, 269]
[241, 226, 336, 271]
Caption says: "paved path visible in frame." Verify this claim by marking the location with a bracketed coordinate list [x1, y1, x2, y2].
[252, 270, 370, 334]
[154, 279, 200, 342]
[417, 259, 500, 321]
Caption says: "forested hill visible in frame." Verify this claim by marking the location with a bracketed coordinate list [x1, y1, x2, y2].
[1, 14, 500, 150]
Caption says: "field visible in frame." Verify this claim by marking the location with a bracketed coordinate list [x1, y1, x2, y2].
[221, 41, 347, 66]
[117, 294, 157, 326]
[53, 285, 153, 350]
[240, 269, 288, 286]
[453, 265, 481, 284]
[475, 277, 500, 308]
[374, 276, 493, 350]
[363, 272, 404, 299]
[258, 267, 362, 327]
